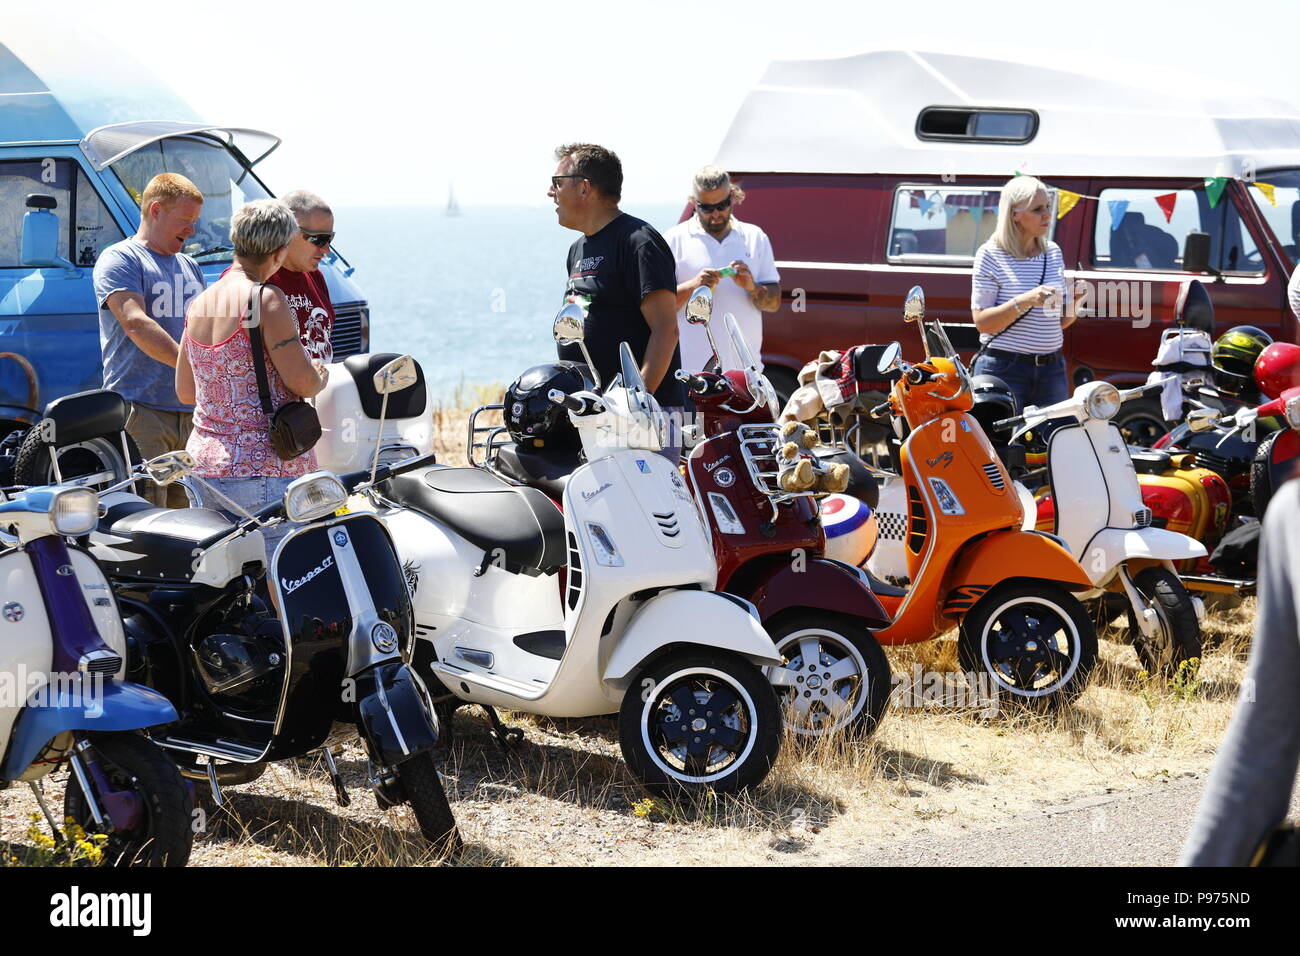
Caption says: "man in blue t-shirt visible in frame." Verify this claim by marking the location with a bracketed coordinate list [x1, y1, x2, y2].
[547, 143, 684, 459]
[92, 173, 206, 507]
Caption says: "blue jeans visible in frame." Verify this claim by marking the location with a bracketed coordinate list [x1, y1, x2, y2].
[972, 352, 1070, 416]
[195, 475, 297, 561]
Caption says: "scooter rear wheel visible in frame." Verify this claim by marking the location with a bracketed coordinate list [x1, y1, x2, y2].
[958, 582, 1097, 709]
[764, 613, 890, 737]
[621, 649, 781, 795]
[63, 732, 193, 867]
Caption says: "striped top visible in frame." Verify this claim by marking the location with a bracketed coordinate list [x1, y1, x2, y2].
[970, 240, 1070, 354]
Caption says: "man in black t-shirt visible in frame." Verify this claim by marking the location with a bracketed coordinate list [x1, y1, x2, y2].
[548, 143, 685, 457]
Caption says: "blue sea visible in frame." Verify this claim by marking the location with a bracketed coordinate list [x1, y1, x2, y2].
[333, 203, 683, 405]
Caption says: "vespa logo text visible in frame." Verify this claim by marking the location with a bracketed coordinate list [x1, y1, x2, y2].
[704, 455, 732, 472]
[282, 556, 334, 594]
[50, 886, 151, 936]
[926, 452, 954, 469]
[582, 482, 613, 502]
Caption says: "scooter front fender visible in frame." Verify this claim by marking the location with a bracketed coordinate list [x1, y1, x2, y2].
[1, 679, 177, 781]
[1086, 527, 1207, 580]
[354, 660, 439, 767]
[603, 589, 781, 685]
[942, 529, 1093, 618]
[749, 558, 891, 630]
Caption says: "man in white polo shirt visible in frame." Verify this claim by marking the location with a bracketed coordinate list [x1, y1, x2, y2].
[664, 166, 781, 373]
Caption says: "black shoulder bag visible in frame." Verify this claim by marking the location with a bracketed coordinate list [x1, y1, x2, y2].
[975, 249, 1050, 362]
[244, 282, 322, 460]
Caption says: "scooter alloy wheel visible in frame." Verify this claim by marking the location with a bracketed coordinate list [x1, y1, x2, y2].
[13, 430, 140, 493]
[621, 650, 781, 795]
[764, 613, 890, 737]
[958, 583, 1097, 709]
[63, 732, 193, 867]
[1128, 566, 1202, 677]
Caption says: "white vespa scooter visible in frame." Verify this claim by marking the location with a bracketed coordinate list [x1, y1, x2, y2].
[998, 380, 1207, 673]
[364, 310, 784, 794]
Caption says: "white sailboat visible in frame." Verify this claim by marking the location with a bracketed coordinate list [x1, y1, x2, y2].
[446, 183, 461, 217]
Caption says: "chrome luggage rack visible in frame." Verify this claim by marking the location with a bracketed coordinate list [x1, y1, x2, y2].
[466, 403, 509, 470]
[736, 423, 827, 523]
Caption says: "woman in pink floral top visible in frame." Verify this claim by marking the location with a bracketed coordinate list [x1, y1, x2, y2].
[176, 199, 328, 556]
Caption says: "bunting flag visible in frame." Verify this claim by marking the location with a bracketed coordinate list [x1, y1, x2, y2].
[1056, 189, 1081, 219]
[1204, 177, 1229, 208]
[971, 206, 984, 229]
[917, 195, 935, 216]
[1253, 182, 1278, 206]
[1107, 199, 1130, 231]
[1155, 192, 1178, 223]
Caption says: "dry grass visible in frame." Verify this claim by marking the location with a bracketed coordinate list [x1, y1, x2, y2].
[0, 395, 1260, 866]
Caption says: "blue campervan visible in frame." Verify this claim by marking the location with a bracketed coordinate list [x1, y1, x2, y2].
[0, 35, 369, 462]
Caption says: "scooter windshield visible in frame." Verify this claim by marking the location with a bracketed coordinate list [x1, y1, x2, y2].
[919, 317, 973, 398]
[724, 313, 780, 419]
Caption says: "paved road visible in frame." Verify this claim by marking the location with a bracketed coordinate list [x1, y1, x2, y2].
[837, 773, 1300, 867]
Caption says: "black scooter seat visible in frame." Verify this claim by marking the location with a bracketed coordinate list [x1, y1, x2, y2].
[1128, 447, 1172, 475]
[94, 497, 239, 582]
[382, 466, 566, 575]
[494, 442, 579, 502]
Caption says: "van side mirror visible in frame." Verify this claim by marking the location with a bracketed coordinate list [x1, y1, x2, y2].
[1182, 232, 1212, 275]
[21, 195, 77, 272]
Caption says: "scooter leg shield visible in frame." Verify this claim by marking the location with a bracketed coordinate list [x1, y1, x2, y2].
[749, 558, 891, 630]
[603, 590, 782, 686]
[1, 679, 177, 780]
[354, 661, 440, 767]
[942, 530, 1094, 618]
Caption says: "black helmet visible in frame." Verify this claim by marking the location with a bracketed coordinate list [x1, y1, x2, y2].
[504, 361, 592, 451]
[1211, 326, 1272, 398]
[969, 374, 1019, 443]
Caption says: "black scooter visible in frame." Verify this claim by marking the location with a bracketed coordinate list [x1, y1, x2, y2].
[76, 362, 458, 851]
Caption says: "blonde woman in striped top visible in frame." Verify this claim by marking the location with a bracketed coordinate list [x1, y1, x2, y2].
[970, 176, 1084, 414]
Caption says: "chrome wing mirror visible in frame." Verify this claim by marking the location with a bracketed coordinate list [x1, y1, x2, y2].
[553, 304, 601, 389]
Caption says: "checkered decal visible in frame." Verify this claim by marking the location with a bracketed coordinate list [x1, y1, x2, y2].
[877, 509, 908, 541]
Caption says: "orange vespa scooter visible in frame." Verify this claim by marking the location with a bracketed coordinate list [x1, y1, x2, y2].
[871, 287, 1098, 706]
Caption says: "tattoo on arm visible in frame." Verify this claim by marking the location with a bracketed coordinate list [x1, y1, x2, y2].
[269, 335, 299, 351]
[751, 283, 781, 312]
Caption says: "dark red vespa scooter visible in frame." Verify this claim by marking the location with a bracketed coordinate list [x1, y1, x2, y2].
[675, 289, 892, 737]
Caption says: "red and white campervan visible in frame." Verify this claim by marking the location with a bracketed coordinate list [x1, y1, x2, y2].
[706, 50, 1300, 440]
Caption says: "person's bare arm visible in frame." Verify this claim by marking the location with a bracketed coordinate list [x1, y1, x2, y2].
[639, 288, 679, 393]
[730, 261, 781, 313]
[175, 332, 195, 405]
[105, 291, 182, 367]
[259, 288, 328, 398]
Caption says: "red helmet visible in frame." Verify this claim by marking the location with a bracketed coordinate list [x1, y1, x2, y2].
[1254, 342, 1300, 400]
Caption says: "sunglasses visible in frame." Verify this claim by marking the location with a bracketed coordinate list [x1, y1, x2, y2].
[301, 230, 334, 248]
[551, 175, 585, 190]
[695, 195, 732, 213]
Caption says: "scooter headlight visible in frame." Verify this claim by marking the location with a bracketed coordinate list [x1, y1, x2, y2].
[49, 488, 98, 535]
[1085, 383, 1121, 421]
[1285, 395, 1300, 430]
[284, 473, 348, 523]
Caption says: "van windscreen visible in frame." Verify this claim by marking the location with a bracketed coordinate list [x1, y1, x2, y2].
[110, 135, 274, 262]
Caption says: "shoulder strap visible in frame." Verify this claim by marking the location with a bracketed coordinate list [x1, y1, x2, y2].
[243, 282, 275, 415]
[982, 248, 1051, 353]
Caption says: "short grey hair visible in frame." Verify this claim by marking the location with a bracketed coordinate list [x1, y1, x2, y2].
[692, 165, 731, 196]
[281, 189, 332, 220]
[229, 199, 297, 261]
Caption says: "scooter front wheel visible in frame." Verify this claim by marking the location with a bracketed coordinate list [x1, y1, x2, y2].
[621, 650, 781, 795]
[395, 751, 461, 857]
[1129, 567, 1202, 676]
[764, 613, 891, 737]
[958, 583, 1097, 709]
[63, 732, 194, 867]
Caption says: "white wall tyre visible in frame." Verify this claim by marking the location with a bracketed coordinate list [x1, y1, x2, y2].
[958, 583, 1097, 709]
[764, 613, 890, 738]
[620, 650, 781, 795]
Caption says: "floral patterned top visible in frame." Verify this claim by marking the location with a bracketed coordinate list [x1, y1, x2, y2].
[185, 319, 316, 478]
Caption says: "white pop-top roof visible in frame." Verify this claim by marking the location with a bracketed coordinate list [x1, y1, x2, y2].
[715, 50, 1300, 180]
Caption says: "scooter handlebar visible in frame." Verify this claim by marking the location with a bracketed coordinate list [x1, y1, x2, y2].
[548, 389, 605, 415]
[674, 368, 713, 395]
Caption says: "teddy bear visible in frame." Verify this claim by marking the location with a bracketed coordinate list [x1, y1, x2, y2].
[776, 421, 850, 494]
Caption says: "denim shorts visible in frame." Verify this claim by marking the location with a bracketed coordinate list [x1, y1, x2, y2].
[194, 475, 297, 561]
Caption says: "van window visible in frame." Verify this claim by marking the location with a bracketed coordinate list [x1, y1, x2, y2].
[887, 186, 1004, 264]
[74, 168, 126, 267]
[111, 135, 274, 263]
[0, 159, 123, 269]
[1093, 187, 1264, 274]
[1247, 169, 1300, 268]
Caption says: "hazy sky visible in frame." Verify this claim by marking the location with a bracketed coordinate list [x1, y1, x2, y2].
[30, 0, 1300, 206]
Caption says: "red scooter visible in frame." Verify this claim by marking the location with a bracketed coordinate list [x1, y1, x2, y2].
[673, 290, 892, 737]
